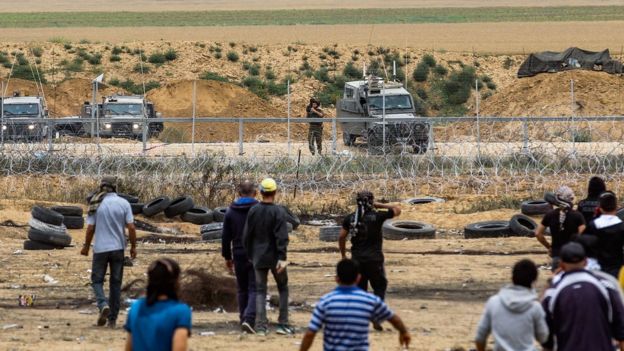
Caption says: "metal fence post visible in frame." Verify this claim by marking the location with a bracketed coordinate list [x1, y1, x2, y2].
[332, 115, 337, 155]
[0, 81, 4, 151]
[522, 117, 529, 153]
[47, 119, 53, 152]
[570, 79, 576, 156]
[287, 80, 291, 156]
[238, 118, 244, 156]
[427, 122, 435, 151]
[191, 80, 197, 157]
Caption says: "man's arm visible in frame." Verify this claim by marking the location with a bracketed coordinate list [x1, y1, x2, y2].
[299, 330, 317, 351]
[338, 228, 348, 259]
[535, 223, 551, 254]
[124, 333, 132, 351]
[374, 202, 401, 217]
[81, 224, 96, 256]
[171, 328, 189, 351]
[275, 210, 289, 265]
[221, 212, 234, 272]
[387, 314, 411, 348]
[126, 223, 137, 259]
[474, 300, 492, 351]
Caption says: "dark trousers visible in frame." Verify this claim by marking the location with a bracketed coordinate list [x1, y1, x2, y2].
[91, 249, 124, 322]
[233, 253, 256, 325]
[255, 267, 289, 330]
[308, 127, 323, 154]
[355, 259, 388, 300]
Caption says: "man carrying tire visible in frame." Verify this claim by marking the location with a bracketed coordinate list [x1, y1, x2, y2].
[338, 190, 401, 330]
[81, 176, 137, 328]
[222, 181, 259, 334]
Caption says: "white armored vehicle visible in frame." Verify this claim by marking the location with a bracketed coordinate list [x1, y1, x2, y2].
[0, 94, 49, 141]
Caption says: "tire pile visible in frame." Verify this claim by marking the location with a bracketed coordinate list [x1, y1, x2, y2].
[25, 206, 81, 250]
[137, 195, 214, 225]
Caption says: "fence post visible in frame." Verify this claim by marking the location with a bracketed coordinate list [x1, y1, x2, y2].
[238, 118, 244, 156]
[522, 117, 529, 153]
[47, 119, 53, 152]
[570, 79, 576, 156]
[332, 114, 337, 155]
[287, 80, 291, 157]
[0, 81, 4, 151]
[475, 80, 481, 159]
[191, 80, 197, 157]
[427, 122, 435, 152]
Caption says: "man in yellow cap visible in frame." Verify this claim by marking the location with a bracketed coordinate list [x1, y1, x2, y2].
[243, 178, 293, 336]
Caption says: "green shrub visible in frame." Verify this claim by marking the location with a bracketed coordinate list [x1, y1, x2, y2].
[226, 51, 239, 62]
[200, 71, 229, 82]
[412, 62, 429, 82]
[110, 54, 122, 62]
[486, 81, 497, 90]
[48, 36, 69, 44]
[503, 57, 514, 70]
[214, 52, 222, 59]
[415, 87, 428, 100]
[573, 129, 592, 142]
[249, 46, 258, 53]
[63, 43, 73, 50]
[34, 58, 42, 65]
[319, 53, 327, 60]
[242, 76, 267, 99]
[0, 53, 8, 64]
[242, 61, 251, 70]
[314, 67, 330, 82]
[300, 61, 312, 71]
[343, 61, 361, 79]
[267, 80, 288, 96]
[351, 55, 359, 61]
[65, 57, 84, 72]
[87, 53, 102, 65]
[164, 48, 177, 61]
[133, 63, 150, 73]
[303, 69, 314, 78]
[481, 75, 492, 83]
[249, 64, 260, 76]
[118, 79, 160, 94]
[31, 47, 43, 57]
[423, 54, 436, 67]
[158, 127, 187, 143]
[441, 66, 477, 106]
[229, 42, 236, 48]
[111, 46, 122, 55]
[12, 64, 46, 82]
[109, 78, 120, 86]
[16, 54, 28, 66]
[2, 62, 12, 68]
[265, 70, 276, 80]
[433, 65, 448, 76]
[79, 39, 91, 44]
[148, 52, 166, 64]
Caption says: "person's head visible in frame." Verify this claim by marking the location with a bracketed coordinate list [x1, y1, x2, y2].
[336, 258, 361, 286]
[100, 176, 118, 193]
[599, 191, 618, 213]
[512, 259, 538, 288]
[559, 242, 587, 272]
[238, 180, 257, 198]
[555, 185, 575, 207]
[259, 178, 277, 200]
[356, 190, 374, 207]
[146, 258, 181, 305]
[587, 176, 607, 198]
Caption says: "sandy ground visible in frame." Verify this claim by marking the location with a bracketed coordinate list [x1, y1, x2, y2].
[0, 196, 551, 351]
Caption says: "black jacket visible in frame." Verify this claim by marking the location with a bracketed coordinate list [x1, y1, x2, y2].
[221, 197, 258, 260]
[243, 202, 289, 269]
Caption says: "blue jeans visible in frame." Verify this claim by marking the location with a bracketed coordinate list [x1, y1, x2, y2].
[233, 253, 256, 325]
[255, 266, 289, 330]
[91, 250, 124, 322]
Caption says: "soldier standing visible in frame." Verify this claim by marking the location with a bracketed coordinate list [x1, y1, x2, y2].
[306, 98, 324, 155]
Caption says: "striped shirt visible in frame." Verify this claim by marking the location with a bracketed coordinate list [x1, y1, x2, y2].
[308, 286, 394, 351]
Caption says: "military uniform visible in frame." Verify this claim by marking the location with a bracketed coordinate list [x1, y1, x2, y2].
[307, 107, 323, 155]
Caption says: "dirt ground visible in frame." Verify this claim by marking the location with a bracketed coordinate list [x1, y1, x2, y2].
[0, 195, 552, 351]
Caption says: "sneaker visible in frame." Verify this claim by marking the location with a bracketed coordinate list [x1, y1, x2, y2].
[275, 324, 295, 335]
[97, 306, 110, 326]
[123, 256, 134, 267]
[255, 328, 268, 336]
[241, 322, 256, 334]
[372, 321, 383, 331]
[107, 320, 117, 329]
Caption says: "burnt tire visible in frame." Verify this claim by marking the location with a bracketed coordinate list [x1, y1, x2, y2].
[29, 218, 67, 236]
[464, 221, 511, 239]
[164, 196, 194, 218]
[319, 226, 342, 242]
[31, 206, 64, 226]
[281, 205, 301, 230]
[50, 206, 83, 217]
[382, 220, 436, 240]
[403, 197, 445, 205]
[63, 215, 85, 230]
[131, 203, 144, 216]
[521, 200, 552, 216]
[200, 222, 223, 234]
[142, 196, 171, 217]
[509, 214, 537, 237]
[200, 222, 223, 241]
[28, 228, 72, 247]
[181, 207, 214, 225]
[23, 240, 64, 251]
[118, 194, 140, 204]
[213, 207, 228, 223]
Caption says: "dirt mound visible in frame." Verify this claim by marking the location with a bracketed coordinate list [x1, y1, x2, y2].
[481, 70, 624, 117]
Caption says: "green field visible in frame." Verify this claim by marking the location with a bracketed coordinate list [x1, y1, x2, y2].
[0, 6, 623, 28]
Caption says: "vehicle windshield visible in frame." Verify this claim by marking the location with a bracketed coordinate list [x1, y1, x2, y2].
[367, 95, 413, 110]
[2, 103, 39, 117]
[104, 103, 143, 116]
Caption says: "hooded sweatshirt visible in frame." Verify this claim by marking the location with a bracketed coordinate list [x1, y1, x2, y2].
[221, 197, 259, 260]
[475, 285, 549, 351]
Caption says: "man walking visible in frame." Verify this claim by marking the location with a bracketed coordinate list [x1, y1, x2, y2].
[338, 190, 401, 330]
[475, 259, 549, 351]
[243, 178, 293, 336]
[81, 176, 136, 328]
[583, 191, 624, 278]
[299, 259, 411, 351]
[306, 98, 324, 155]
[222, 181, 259, 334]
[541, 242, 624, 351]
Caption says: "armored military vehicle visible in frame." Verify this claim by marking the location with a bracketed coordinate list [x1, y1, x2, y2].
[0, 94, 49, 141]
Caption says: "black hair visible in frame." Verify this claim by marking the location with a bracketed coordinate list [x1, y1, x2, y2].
[587, 176, 607, 198]
[260, 190, 276, 197]
[599, 191, 618, 212]
[146, 258, 181, 306]
[238, 181, 256, 197]
[512, 259, 538, 288]
[337, 259, 359, 285]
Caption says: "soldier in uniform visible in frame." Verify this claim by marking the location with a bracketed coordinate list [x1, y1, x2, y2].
[306, 98, 324, 155]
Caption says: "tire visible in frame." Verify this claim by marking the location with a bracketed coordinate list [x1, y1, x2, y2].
[131, 203, 144, 215]
[181, 207, 214, 225]
[319, 226, 342, 242]
[544, 192, 557, 206]
[201, 230, 223, 241]
[63, 215, 85, 230]
[118, 194, 140, 204]
[164, 196, 194, 218]
[413, 143, 428, 154]
[200, 222, 223, 234]
[31, 206, 64, 226]
[382, 220, 436, 240]
[403, 197, 445, 205]
[521, 200, 552, 216]
[28, 228, 72, 247]
[343, 132, 355, 146]
[281, 205, 301, 230]
[50, 206, 83, 216]
[23, 240, 64, 250]
[29, 218, 67, 236]
[509, 214, 537, 237]
[464, 221, 511, 239]
[142, 196, 171, 217]
[213, 207, 228, 222]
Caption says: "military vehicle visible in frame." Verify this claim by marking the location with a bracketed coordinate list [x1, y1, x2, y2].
[336, 76, 429, 154]
[0, 94, 49, 141]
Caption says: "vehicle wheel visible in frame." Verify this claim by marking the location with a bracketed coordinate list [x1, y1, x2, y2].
[50, 206, 83, 217]
[213, 207, 228, 222]
[131, 203, 144, 215]
[23, 240, 65, 251]
[281, 205, 300, 230]
[164, 196, 194, 218]
[509, 214, 537, 237]
[413, 142, 428, 154]
[367, 130, 383, 155]
[403, 197, 445, 205]
[118, 194, 140, 204]
[520, 200, 552, 216]
[31, 206, 64, 226]
[181, 207, 214, 225]
[29, 218, 67, 236]
[319, 226, 342, 242]
[383, 221, 436, 240]
[464, 221, 511, 239]
[28, 228, 72, 247]
[63, 215, 85, 230]
[343, 133, 356, 146]
[142, 196, 171, 217]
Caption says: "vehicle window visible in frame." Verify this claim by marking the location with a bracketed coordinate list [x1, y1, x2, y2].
[104, 103, 143, 116]
[2, 103, 39, 116]
[344, 88, 354, 99]
[367, 95, 412, 110]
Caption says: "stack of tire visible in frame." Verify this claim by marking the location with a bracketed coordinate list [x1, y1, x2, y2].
[25, 206, 73, 250]
[141, 195, 214, 225]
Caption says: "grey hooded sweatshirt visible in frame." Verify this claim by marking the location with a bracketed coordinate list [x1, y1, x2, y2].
[475, 284, 549, 351]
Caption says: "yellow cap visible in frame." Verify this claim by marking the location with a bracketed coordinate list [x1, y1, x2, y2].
[259, 178, 277, 192]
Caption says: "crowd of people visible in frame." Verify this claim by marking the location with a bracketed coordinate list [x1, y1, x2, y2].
[79, 174, 624, 350]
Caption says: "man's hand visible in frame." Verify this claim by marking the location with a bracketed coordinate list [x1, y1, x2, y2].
[225, 260, 234, 274]
[80, 245, 89, 256]
[130, 246, 137, 259]
[399, 331, 411, 349]
[276, 260, 289, 274]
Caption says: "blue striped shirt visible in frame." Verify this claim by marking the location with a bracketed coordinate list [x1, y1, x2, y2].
[308, 286, 394, 351]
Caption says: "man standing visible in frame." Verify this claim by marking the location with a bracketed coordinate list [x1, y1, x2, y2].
[542, 242, 624, 351]
[306, 98, 324, 155]
[338, 190, 401, 330]
[81, 176, 136, 328]
[299, 259, 411, 351]
[475, 259, 549, 351]
[222, 181, 259, 334]
[583, 191, 624, 278]
[243, 178, 292, 336]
